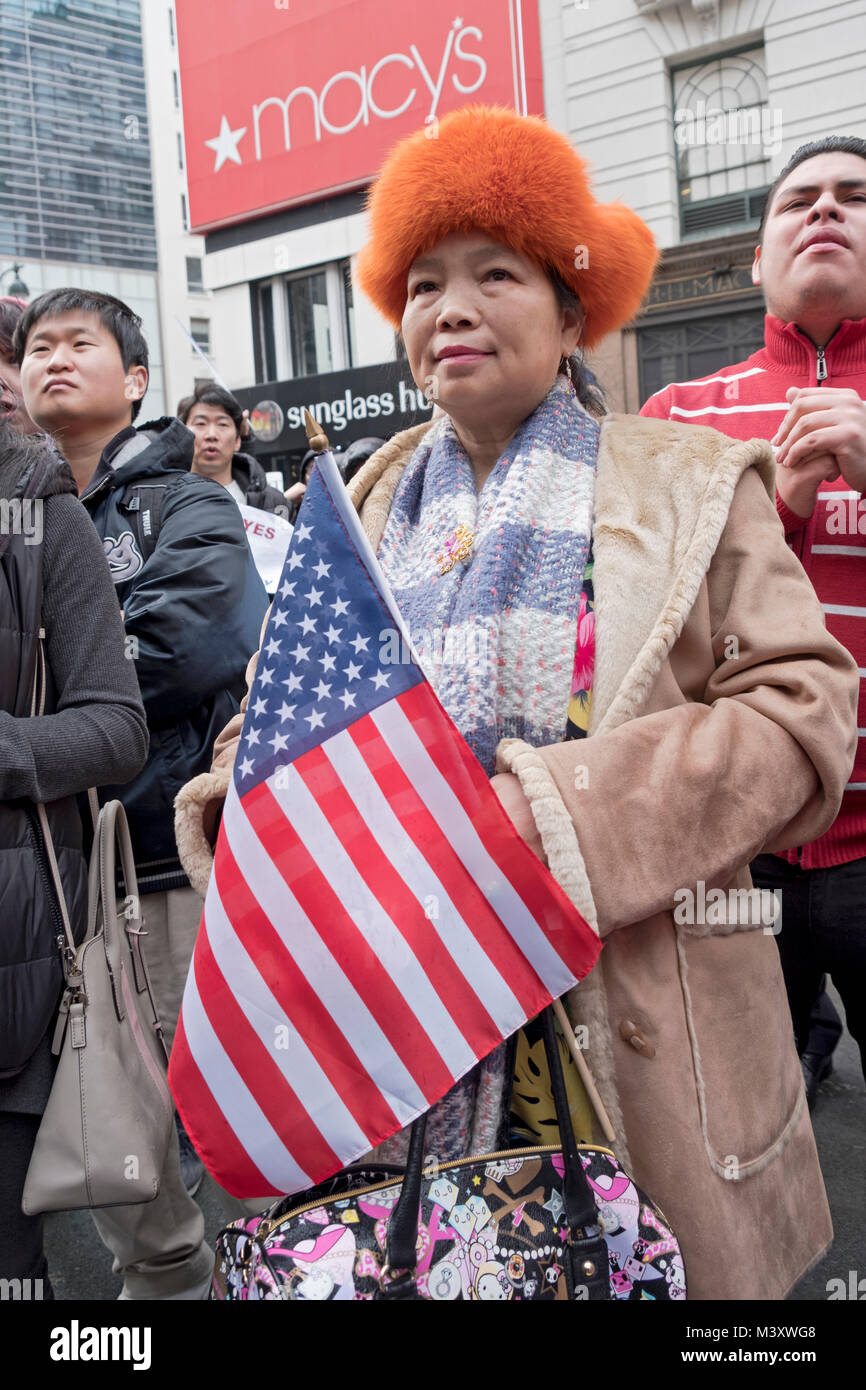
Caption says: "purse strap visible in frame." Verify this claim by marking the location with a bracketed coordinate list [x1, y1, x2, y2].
[382, 1003, 611, 1300]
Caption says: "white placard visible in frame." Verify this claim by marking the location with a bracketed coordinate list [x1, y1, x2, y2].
[238, 503, 293, 595]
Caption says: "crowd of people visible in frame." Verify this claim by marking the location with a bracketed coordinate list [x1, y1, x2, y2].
[0, 109, 864, 1301]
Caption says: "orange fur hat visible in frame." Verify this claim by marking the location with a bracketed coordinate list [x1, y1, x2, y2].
[356, 105, 659, 350]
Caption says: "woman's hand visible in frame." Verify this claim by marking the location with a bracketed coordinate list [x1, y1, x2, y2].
[489, 772, 547, 863]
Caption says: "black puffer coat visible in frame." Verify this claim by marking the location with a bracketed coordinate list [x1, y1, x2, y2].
[231, 451, 289, 515]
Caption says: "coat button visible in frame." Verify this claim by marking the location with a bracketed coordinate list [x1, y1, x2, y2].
[619, 1019, 656, 1058]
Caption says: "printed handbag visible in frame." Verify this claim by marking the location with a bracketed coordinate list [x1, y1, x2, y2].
[212, 1008, 686, 1301]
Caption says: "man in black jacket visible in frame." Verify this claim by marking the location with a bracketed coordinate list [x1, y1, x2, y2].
[178, 382, 288, 515]
[16, 288, 268, 1300]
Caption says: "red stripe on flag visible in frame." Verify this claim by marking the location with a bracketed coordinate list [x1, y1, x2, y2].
[242, 779, 455, 1105]
[212, 828, 403, 1147]
[347, 715, 552, 1019]
[194, 886, 342, 1183]
[169, 1013, 276, 1200]
[395, 683, 601, 982]
[296, 740, 503, 1049]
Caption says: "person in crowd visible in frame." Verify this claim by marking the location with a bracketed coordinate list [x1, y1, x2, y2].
[173, 107, 857, 1299]
[1, 297, 38, 433]
[0, 419, 148, 1298]
[641, 136, 866, 1105]
[339, 434, 387, 486]
[284, 448, 316, 524]
[14, 287, 268, 1299]
[178, 382, 288, 515]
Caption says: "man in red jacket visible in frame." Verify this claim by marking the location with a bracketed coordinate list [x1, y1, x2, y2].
[641, 136, 866, 1105]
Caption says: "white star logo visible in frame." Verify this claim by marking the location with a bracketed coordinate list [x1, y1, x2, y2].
[287, 551, 305, 571]
[290, 642, 310, 663]
[269, 731, 289, 753]
[350, 633, 370, 654]
[295, 522, 313, 543]
[277, 701, 296, 722]
[299, 614, 317, 636]
[344, 660, 362, 682]
[205, 115, 247, 172]
[313, 679, 332, 701]
[252, 696, 268, 717]
[313, 559, 331, 579]
[305, 586, 323, 607]
[331, 596, 350, 617]
[338, 689, 357, 710]
[371, 670, 391, 690]
[238, 756, 254, 777]
[305, 708, 326, 731]
[325, 624, 342, 645]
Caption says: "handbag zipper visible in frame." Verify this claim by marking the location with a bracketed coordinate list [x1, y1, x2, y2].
[256, 1141, 617, 1236]
[23, 806, 65, 943]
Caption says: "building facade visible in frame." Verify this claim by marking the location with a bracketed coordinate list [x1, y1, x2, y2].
[140, 0, 214, 415]
[176, 0, 546, 481]
[541, 0, 866, 410]
[0, 0, 167, 415]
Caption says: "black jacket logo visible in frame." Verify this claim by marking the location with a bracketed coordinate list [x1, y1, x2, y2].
[103, 530, 144, 584]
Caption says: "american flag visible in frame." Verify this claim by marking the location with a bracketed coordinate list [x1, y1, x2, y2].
[169, 451, 601, 1198]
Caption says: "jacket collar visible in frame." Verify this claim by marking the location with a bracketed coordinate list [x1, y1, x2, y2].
[758, 314, 866, 377]
[350, 413, 775, 738]
[82, 417, 195, 501]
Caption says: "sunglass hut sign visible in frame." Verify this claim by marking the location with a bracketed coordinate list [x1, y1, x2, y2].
[176, 0, 543, 232]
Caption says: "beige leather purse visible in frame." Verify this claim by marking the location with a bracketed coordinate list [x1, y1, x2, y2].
[22, 797, 174, 1213]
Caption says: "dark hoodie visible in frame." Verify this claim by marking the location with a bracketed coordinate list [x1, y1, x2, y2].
[230, 450, 289, 515]
[80, 417, 268, 892]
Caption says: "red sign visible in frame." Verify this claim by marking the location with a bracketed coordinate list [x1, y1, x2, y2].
[176, 0, 543, 232]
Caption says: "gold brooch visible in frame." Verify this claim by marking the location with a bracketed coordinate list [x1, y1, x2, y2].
[436, 523, 475, 576]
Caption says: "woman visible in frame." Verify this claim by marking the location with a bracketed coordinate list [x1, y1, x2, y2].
[0, 420, 149, 1295]
[175, 107, 858, 1299]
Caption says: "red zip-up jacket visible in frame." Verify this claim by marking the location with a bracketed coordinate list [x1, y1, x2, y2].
[641, 313, 866, 868]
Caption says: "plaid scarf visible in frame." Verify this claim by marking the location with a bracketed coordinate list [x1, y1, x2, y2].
[372, 378, 599, 1161]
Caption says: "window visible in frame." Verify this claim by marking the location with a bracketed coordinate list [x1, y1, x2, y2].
[177, 132, 184, 171]
[637, 309, 766, 404]
[168, 7, 175, 46]
[180, 193, 188, 231]
[287, 270, 332, 377]
[172, 70, 180, 109]
[190, 317, 211, 355]
[343, 261, 358, 369]
[672, 47, 773, 238]
[258, 282, 278, 382]
[185, 256, 203, 292]
[252, 260, 354, 382]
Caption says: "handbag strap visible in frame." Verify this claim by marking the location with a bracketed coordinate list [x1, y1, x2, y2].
[382, 1002, 611, 1300]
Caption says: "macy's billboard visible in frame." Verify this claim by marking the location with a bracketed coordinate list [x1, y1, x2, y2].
[176, 0, 543, 232]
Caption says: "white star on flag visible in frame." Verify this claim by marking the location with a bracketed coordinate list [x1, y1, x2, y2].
[269, 731, 290, 753]
[344, 660, 362, 682]
[313, 679, 332, 701]
[305, 586, 324, 607]
[299, 615, 317, 635]
[371, 669, 391, 689]
[304, 708, 325, 730]
[205, 115, 247, 172]
[350, 634, 370, 654]
[331, 597, 350, 617]
[313, 560, 331, 579]
[295, 522, 313, 543]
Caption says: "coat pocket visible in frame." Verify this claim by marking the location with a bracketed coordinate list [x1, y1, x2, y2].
[676, 926, 805, 1180]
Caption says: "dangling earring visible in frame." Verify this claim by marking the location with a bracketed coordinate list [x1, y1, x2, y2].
[561, 356, 573, 384]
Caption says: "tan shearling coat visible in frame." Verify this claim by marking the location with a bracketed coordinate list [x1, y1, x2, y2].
[175, 413, 858, 1301]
